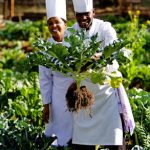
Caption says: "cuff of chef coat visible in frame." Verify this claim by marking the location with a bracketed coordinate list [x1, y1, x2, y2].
[42, 98, 52, 105]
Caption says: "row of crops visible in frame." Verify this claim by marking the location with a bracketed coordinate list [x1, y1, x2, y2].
[0, 11, 150, 149]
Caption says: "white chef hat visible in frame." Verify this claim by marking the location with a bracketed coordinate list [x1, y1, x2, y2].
[72, 0, 93, 13]
[46, 0, 66, 20]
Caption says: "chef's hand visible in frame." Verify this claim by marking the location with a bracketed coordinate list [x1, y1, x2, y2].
[80, 52, 102, 72]
[43, 104, 50, 123]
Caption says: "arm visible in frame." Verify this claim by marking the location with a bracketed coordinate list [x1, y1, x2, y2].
[117, 84, 135, 135]
[39, 65, 53, 123]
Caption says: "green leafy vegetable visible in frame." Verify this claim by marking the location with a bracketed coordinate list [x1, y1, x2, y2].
[28, 28, 129, 89]
[28, 28, 130, 113]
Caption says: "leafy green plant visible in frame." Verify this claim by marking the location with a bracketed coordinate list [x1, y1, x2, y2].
[128, 88, 150, 149]
[117, 11, 150, 91]
[0, 113, 54, 150]
[29, 28, 129, 88]
[0, 70, 42, 123]
[28, 28, 129, 112]
[0, 20, 49, 41]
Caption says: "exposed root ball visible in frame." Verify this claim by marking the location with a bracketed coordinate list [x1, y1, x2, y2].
[66, 82, 94, 112]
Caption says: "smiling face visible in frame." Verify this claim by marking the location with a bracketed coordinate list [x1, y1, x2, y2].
[75, 9, 95, 30]
[47, 17, 67, 42]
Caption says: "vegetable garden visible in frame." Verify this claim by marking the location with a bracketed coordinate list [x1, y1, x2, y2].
[0, 11, 150, 149]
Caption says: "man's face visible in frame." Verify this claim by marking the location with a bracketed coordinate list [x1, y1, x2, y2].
[75, 9, 95, 30]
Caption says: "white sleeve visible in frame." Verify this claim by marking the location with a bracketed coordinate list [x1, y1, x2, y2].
[106, 59, 122, 77]
[39, 65, 53, 105]
[102, 22, 117, 47]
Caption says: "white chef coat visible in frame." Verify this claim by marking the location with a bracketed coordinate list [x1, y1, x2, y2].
[39, 38, 74, 146]
[72, 18, 123, 145]
[73, 18, 117, 47]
